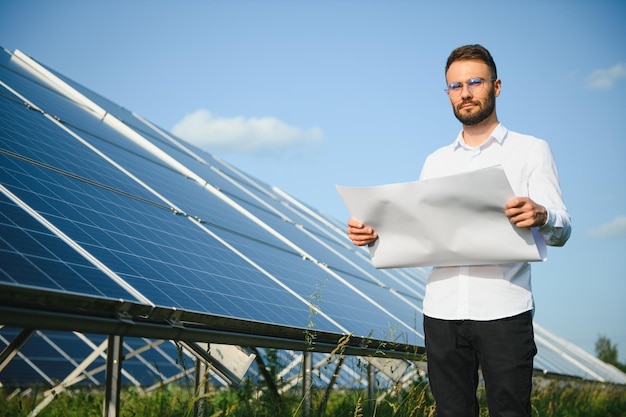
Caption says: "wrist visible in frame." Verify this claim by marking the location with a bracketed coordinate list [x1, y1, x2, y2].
[540, 207, 550, 228]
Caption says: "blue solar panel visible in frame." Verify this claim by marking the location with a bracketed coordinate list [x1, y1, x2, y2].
[1, 106, 312, 327]
[3, 60, 429, 333]
[0, 189, 135, 299]
[0, 52, 426, 344]
[1, 57, 428, 344]
[3, 60, 420, 342]
[0, 328, 199, 387]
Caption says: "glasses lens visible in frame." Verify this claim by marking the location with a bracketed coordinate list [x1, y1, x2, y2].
[446, 82, 462, 97]
[467, 78, 485, 94]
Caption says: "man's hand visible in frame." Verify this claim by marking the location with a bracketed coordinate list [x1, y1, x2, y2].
[347, 218, 378, 246]
[505, 197, 548, 228]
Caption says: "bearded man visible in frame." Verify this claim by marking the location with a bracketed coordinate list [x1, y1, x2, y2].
[347, 44, 571, 417]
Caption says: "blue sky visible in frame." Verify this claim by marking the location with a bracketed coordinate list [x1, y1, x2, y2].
[2, 1, 625, 363]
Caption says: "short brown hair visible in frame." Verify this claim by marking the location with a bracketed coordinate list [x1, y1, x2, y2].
[445, 44, 498, 80]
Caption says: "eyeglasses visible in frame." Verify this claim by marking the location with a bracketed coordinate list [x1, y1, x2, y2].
[445, 77, 496, 98]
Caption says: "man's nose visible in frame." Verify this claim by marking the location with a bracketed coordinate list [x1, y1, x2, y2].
[461, 83, 473, 99]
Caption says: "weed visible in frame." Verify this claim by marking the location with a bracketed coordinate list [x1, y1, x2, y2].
[1, 375, 624, 416]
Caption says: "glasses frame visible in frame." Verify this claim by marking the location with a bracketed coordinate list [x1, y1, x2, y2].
[445, 77, 497, 98]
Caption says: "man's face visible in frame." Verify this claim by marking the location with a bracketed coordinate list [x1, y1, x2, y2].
[445, 60, 500, 126]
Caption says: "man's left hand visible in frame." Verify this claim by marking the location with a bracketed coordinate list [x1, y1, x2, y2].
[505, 197, 548, 228]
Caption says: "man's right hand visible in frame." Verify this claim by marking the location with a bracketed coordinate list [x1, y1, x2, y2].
[347, 218, 378, 246]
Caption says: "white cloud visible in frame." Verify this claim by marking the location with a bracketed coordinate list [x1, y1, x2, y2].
[586, 63, 626, 90]
[586, 215, 626, 239]
[171, 109, 323, 153]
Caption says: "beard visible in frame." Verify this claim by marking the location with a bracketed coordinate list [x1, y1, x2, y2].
[453, 86, 496, 126]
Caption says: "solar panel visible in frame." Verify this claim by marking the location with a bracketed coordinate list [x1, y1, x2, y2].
[2, 46, 625, 399]
[0, 50, 425, 344]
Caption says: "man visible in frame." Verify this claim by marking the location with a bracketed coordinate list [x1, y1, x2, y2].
[347, 44, 571, 417]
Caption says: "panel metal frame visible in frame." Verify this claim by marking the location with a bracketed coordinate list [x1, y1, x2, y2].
[0, 285, 425, 360]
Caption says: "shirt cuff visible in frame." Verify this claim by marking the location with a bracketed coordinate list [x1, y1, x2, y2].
[538, 207, 571, 247]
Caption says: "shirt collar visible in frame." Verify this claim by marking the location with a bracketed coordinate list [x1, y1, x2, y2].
[453, 123, 507, 150]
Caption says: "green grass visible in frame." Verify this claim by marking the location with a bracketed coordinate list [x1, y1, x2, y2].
[2, 377, 625, 417]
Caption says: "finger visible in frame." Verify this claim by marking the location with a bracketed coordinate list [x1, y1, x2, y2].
[513, 218, 534, 228]
[505, 197, 524, 210]
[350, 235, 377, 246]
[351, 225, 374, 235]
[505, 207, 521, 220]
[347, 218, 364, 228]
[347, 224, 367, 235]
[349, 227, 376, 238]
[510, 210, 536, 227]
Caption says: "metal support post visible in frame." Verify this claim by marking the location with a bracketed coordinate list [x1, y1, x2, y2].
[302, 351, 312, 417]
[103, 334, 123, 417]
[367, 362, 376, 416]
[194, 358, 208, 417]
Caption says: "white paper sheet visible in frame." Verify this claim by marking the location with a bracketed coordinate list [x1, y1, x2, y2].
[336, 166, 547, 268]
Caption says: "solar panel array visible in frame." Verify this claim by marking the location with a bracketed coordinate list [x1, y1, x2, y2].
[1, 46, 625, 389]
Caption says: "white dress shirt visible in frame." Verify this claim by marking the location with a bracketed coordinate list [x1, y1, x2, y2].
[420, 124, 571, 320]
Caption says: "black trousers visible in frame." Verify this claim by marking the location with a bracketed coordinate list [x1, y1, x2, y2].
[423, 311, 537, 417]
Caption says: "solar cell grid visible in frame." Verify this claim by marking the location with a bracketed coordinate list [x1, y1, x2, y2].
[45, 119, 426, 341]
[159, 172, 415, 336]
[6, 66, 390, 316]
[1, 145, 336, 329]
[64, 111, 430, 339]
[0, 192, 134, 299]
[3, 329, 108, 384]
[1, 101, 410, 338]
